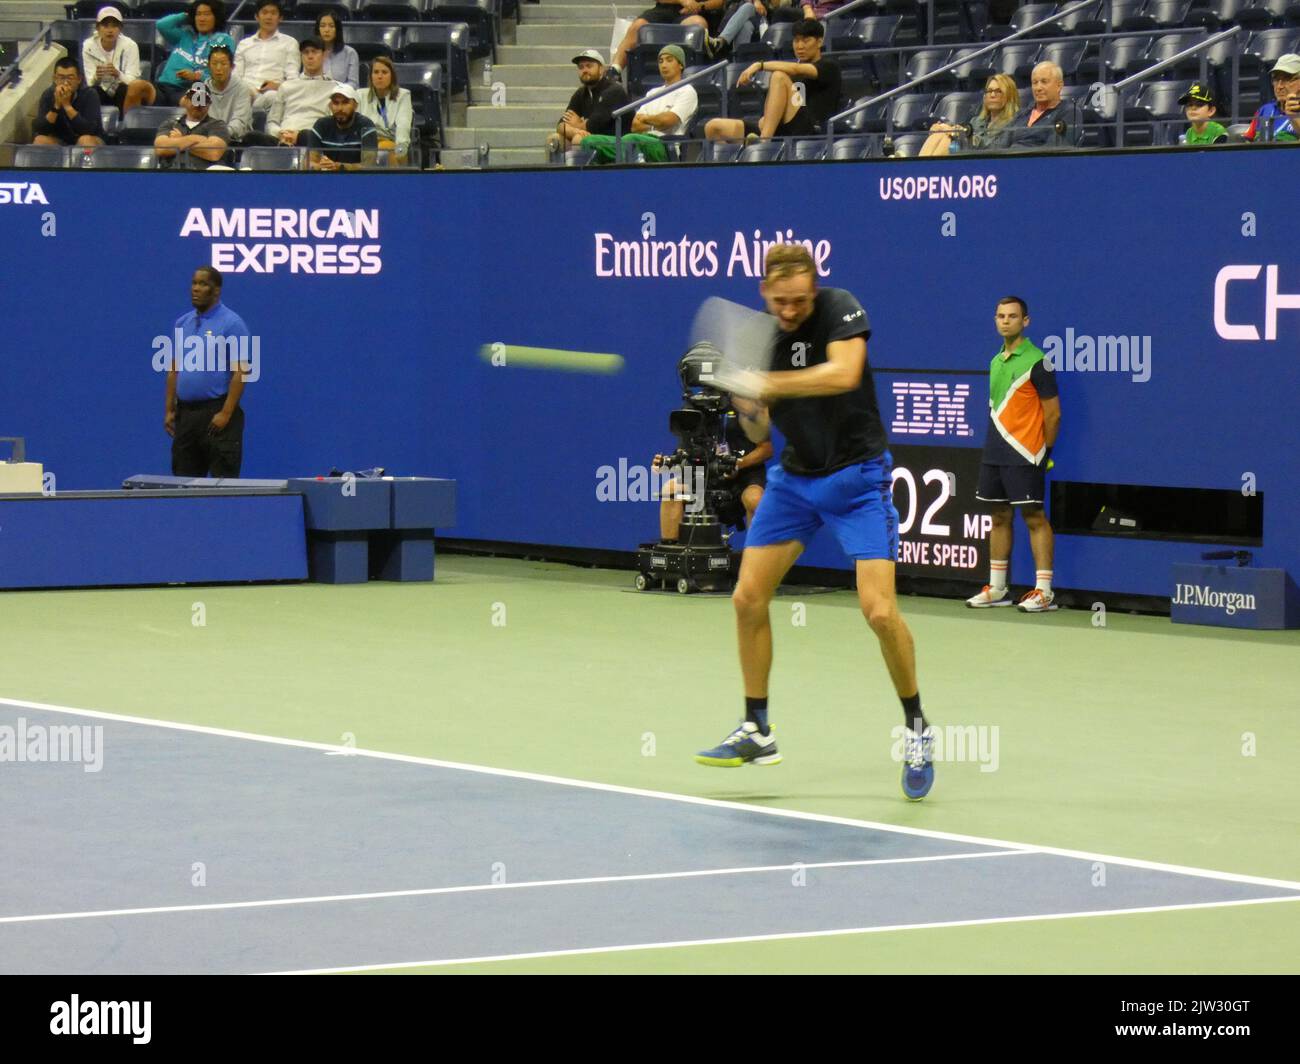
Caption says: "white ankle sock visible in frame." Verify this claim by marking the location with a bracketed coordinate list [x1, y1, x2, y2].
[990, 560, 1009, 591]
[1036, 570, 1053, 593]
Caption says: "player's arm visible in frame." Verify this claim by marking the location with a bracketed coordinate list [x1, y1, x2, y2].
[736, 439, 773, 468]
[1041, 395, 1060, 446]
[762, 336, 866, 398]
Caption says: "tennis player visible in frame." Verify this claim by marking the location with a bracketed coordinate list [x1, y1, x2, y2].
[694, 244, 936, 800]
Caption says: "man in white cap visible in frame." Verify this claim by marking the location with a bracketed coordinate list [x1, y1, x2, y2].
[548, 49, 629, 157]
[1245, 54, 1300, 143]
[301, 83, 379, 171]
[153, 81, 231, 169]
[81, 5, 155, 113]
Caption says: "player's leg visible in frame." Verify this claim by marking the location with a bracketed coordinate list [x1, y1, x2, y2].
[968, 464, 1014, 606]
[1018, 503, 1057, 612]
[855, 558, 919, 718]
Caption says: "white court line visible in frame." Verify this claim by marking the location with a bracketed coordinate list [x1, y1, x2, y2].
[0, 850, 1032, 926]
[4, 696, 1300, 892]
[271, 895, 1300, 975]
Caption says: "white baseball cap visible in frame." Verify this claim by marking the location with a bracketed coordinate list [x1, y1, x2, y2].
[96, 5, 124, 23]
[329, 82, 358, 101]
[572, 49, 605, 66]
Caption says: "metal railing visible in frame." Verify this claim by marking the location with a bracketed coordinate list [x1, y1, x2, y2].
[1, 141, 424, 170]
[1112, 24, 1242, 144]
[0, 23, 57, 96]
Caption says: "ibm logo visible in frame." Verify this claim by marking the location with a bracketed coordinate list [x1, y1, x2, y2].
[891, 382, 974, 438]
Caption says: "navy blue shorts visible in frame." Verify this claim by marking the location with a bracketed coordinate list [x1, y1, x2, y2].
[746, 452, 899, 561]
[976, 462, 1045, 507]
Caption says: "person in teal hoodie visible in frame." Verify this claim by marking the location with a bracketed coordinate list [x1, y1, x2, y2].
[155, 1, 237, 106]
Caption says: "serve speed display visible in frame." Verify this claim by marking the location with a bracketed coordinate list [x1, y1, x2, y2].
[889, 445, 989, 579]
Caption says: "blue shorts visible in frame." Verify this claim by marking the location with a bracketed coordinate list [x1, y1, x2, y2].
[745, 452, 900, 561]
[976, 462, 1045, 507]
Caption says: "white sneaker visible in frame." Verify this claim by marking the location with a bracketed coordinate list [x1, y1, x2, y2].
[966, 585, 1012, 608]
[1017, 588, 1058, 612]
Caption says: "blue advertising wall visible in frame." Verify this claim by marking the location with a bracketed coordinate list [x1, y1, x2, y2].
[1, 151, 1296, 596]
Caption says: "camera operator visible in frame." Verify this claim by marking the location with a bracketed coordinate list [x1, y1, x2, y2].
[653, 398, 771, 544]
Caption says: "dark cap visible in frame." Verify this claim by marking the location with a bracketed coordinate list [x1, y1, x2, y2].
[1179, 82, 1215, 106]
[300, 35, 326, 52]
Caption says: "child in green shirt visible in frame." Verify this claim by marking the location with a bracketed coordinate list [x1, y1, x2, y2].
[1180, 83, 1227, 145]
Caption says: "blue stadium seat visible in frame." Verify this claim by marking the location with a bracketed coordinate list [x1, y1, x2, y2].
[891, 91, 937, 129]
[426, 2, 497, 63]
[737, 139, 786, 162]
[825, 16, 866, 53]
[791, 136, 828, 160]
[761, 22, 796, 60]
[725, 62, 771, 119]
[346, 23, 404, 63]
[1246, 26, 1300, 64]
[1097, 35, 1156, 79]
[100, 107, 120, 142]
[699, 141, 742, 162]
[239, 146, 307, 170]
[398, 23, 469, 97]
[81, 145, 158, 168]
[949, 46, 995, 90]
[1138, 78, 1197, 116]
[1009, 3, 1061, 37]
[904, 48, 957, 91]
[886, 131, 930, 155]
[1286, 1, 1300, 23]
[358, 0, 422, 19]
[933, 89, 983, 126]
[997, 42, 1042, 80]
[119, 105, 182, 145]
[630, 25, 706, 93]
[858, 14, 904, 45]
[1039, 40, 1087, 82]
[13, 145, 68, 169]
[1112, 0, 1158, 30]
[1143, 0, 1196, 28]
[1145, 30, 1213, 78]
[834, 95, 888, 133]
[830, 133, 875, 159]
[294, 1, 359, 20]
[135, 1, 188, 16]
[391, 60, 444, 137]
[1053, 0, 1105, 33]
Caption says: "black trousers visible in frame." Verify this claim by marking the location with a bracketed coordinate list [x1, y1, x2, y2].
[172, 397, 244, 477]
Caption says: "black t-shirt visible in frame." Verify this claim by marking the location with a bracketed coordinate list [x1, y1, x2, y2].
[767, 287, 884, 476]
[565, 74, 630, 137]
[799, 58, 842, 130]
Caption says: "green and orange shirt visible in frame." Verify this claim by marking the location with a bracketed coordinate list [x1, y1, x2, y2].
[982, 337, 1058, 466]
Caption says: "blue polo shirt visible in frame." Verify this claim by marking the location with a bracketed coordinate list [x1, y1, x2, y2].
[173, 300, 251, 401]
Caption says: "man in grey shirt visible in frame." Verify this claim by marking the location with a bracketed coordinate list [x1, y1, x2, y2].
[205, 45, 251, 142]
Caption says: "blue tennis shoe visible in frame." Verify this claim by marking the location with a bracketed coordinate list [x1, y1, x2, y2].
[901, 726, 936, 801]
[695, 721, 782, 767]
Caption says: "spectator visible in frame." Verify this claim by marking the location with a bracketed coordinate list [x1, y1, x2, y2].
[706, 1, 791, 59]
[32, 57, 104, 148]
[920, 73, 1019, 156]
[801, 0, 851, 17]
[1179, 82, 1227, 146]
[302, 83, 379, 171]
[611, 1, 713, 75]
[546, 50, 629, 156]
[154, 81, 230, 169]
[206, 45, 251, 143]
[165, 266, 251, 478]
[316, 10, 359, 88]
[266, 37, 334, 146]
[82, 6, 155, 114]
[358, 57, 414, 161]
[704, 18, 839, 142]
[1244, 54, 1300, 144]
[234, 0, 299, 113]
[155, 1, 237, 107]
[1005, 61, 1082, 148]
[573, 45, 698, 161]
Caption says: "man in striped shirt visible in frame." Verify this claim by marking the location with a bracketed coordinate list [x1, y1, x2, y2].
[302, 83, 378, 171]
[967, 296, 1062, 613]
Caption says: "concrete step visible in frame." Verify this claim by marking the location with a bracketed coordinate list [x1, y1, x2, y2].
[523, 6, 641, 22]
[499, 44, 617, 66]
[445, 126, 553, 149]
[487, 147, 551, 167]
[493, 63, 594, 88]
[466, 104, 562, 127]
[516, 24, 617, 47]
[491, 85, 578, 105]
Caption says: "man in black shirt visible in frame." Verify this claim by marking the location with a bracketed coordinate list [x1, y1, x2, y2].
[32, 56, 105, 148]
[703, 18, 840, 143]
[549, 50, 630, 156]
[694, 245, 936, 801]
